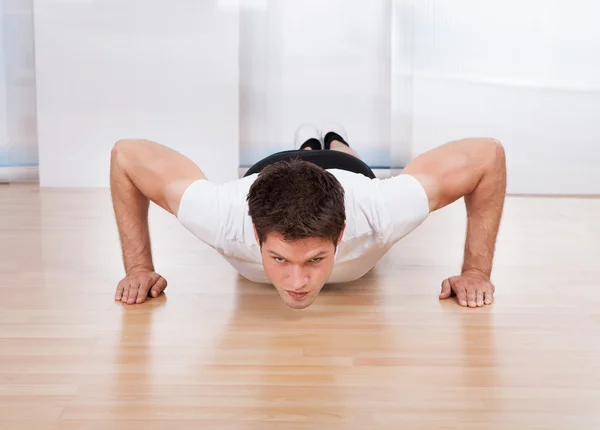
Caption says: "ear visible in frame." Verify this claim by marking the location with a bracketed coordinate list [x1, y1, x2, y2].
[337, 224, 346, 246]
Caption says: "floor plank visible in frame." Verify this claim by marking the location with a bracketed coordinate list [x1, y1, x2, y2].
[1, 184, 600, 429]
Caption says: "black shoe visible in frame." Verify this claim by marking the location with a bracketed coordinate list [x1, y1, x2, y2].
[294, 124, 323, 150]
[321, 123, 350, 149]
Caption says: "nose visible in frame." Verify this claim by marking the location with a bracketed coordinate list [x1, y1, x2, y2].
[288, 265, 308, 291]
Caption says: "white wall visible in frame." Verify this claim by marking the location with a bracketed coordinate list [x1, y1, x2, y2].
[239, 0, 393, 168]
[0, 0, 7, 182]
[34, 0, 240, 187]
[0, 0, 39, 183]
[32, 0, 600, 194]
[398, 0, 600, 194]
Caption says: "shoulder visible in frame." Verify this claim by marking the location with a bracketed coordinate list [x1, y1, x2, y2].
[326, 168, 373, 182]
[176, 174, 258, 250]
[329, 170, 430, 244]
[376, 173, 431, 242]
[178, 174, 257, 213]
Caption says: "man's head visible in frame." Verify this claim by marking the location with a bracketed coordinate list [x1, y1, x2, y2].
[247, 158, 346, 309]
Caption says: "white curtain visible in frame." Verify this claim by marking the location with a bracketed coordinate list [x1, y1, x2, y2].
[396, 0, 600, 194]
[8, 0, 600, 192]
[0, 0, 8, 182]
[239, 0, 600, 193]
[239, 0, 393, 169]
[0, 0, 38, 183]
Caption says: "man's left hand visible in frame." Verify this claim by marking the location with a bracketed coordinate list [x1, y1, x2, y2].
[440, 269, 495, 307]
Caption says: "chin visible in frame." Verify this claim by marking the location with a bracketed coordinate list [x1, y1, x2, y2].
[281, 293, 317, 310]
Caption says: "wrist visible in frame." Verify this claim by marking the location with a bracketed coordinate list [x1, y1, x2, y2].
[126, 264, 154, 275]
[461, 266, 490, 278]
[462, 254, 492, 277]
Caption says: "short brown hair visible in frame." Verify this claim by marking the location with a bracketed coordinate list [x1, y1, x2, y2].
[247, 158, 346, 246]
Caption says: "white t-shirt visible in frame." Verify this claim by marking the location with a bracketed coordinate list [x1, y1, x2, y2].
[177, 169, 430, 284]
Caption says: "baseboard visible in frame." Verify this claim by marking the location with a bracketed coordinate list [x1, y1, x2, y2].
[0, 166, 39, 184]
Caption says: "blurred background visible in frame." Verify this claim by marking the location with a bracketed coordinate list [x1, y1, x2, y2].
[1, 0, 599, 194]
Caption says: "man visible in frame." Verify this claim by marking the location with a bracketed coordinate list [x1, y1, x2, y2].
[110, 124, 506, 309]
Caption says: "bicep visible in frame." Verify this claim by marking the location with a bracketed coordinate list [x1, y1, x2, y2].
[112, 139, 206, 215]
[401, 138, 499, 212]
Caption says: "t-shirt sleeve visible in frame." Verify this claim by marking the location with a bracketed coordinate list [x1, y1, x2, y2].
[176, 178, 247, 252]
[378, 173, 431, 244]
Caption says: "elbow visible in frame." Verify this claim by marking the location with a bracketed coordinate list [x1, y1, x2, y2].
[111, 138, 144, 170]
[482, 138, 507, 188]
[489, 138, 506, 167]
[489, 137, 505, 155]
[111, 138, 136, 157]
[479, 138, 506, 169]
[111, 139, 130, 168]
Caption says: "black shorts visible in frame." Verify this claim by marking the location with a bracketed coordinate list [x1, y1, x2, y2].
[243, 149, 376, 179]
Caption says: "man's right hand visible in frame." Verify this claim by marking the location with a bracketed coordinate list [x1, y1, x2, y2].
[115, 270, 168, 304]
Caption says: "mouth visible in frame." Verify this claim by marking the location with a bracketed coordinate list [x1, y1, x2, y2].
[286, 290, 309, 300]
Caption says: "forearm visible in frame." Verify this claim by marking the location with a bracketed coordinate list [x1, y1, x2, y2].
[110, 146, 155, 274]
[461, 143, 506, 277]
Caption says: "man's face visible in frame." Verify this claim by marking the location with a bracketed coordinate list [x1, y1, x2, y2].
[255, 228, 344, 309]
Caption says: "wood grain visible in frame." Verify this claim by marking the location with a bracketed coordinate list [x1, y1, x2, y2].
[1, 184, 600, 429]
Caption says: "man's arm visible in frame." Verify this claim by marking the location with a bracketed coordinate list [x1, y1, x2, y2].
[402, 137, 507, 307]
[110, 138, 206, 304]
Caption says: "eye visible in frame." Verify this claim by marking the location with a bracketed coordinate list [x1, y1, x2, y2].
[274, 257, 286, 263]
[310, 258, 323, 263]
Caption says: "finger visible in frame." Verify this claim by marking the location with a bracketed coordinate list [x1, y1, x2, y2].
[121, 282, 130, 303]
[150, 277, 167, 298]
[115, 281, 125, 301]
[455, 284, 468, 307]
[127, 281, 139, 304]
[440, 279, 452, 299]
[476, 289, 484, 307]
[466, 287, 477, 308]
[136, 277, 153, 304]
[484, 288, 494, 305]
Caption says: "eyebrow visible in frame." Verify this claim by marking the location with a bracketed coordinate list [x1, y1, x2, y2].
[267, 250, 329, 261]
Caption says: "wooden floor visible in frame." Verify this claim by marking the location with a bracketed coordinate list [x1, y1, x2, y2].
[2, 183, 600, 429]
